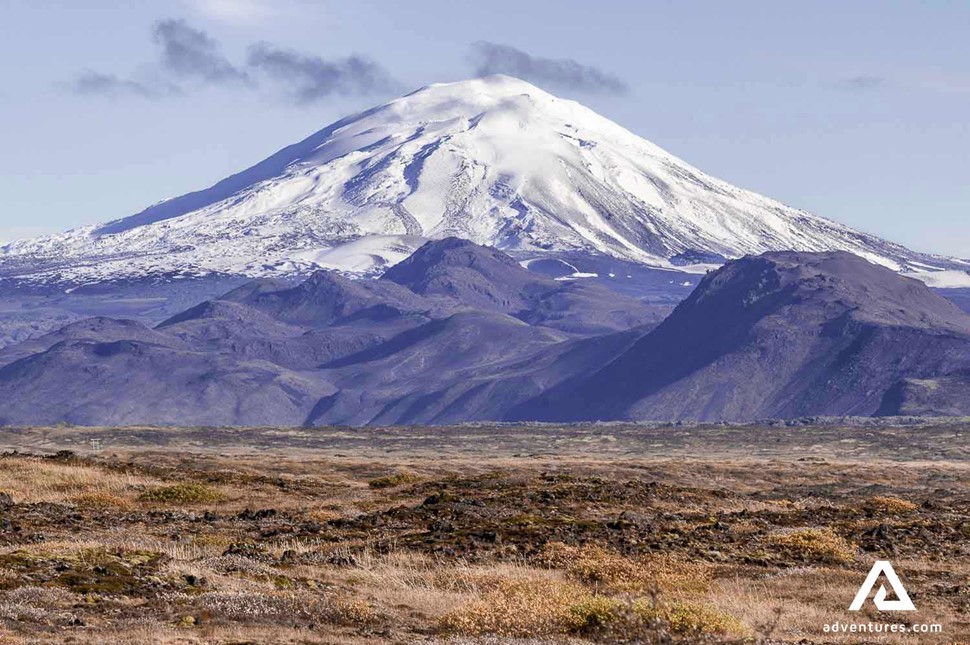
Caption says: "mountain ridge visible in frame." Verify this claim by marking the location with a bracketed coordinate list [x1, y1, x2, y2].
[1, 239, 970, 426]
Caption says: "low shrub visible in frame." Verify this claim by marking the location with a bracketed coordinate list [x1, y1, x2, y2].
[139, 482, 226, 504]
[633, 599, 749, 637]
[538, 542, 712, 594]
[368, 472, 419, 489]
[70, 491, 133, 510]
[439, 577, 747, 639]
[865, 495, 918, 514]
[439, 578, 591, 637]
[766, 528, 855, 564]
[569, 595, 624, 631]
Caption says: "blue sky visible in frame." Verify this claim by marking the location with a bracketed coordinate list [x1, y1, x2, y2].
[1, 0, 968, 256]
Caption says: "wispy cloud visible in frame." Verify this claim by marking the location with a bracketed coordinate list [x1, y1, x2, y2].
[248, 43, 398, 103]
[835, 75, 886, 91]
[831, 73, 970, 95]
[153, 19, 249, 84]
[66, 17, 395, 104]
[69, 72, 165, 99]
[469, 41, 628, 95]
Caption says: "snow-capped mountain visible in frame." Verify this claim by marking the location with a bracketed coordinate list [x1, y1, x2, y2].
[2, 75, 967, 286]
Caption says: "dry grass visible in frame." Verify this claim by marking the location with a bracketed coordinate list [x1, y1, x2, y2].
[434, 546, 731, 639]
[368, 471, 420, 489]
[538, 542, 712, 595]
[0, 444, 965, 644]
[192, 590, 374, 626]
[0, 456, 155, 504]
[317, 549, 567, 622]
[864, 495, 919, 514]
[70, 491, 134, 510]
[705, 565, 968, 643]
[438, 578, 747, 639]
[765, 528, 856, 564]
[439, 578, 591, 637]
[632, 599, 750, 637]
[138, 482, 227, 504]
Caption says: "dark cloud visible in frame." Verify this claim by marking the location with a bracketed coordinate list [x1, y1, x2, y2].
[247, 43, 398, 103]
[469, 41, 628, 95]
[66, 18, 396, 104]
[152, 18, 249, 84]
[837, 75, 886, 90]
[69, 71, 161, 99]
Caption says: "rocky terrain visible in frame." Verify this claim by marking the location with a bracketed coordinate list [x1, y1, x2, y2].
[0, 422, 966, 643]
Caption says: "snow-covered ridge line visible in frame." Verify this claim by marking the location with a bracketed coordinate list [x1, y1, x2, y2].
[2, 74, 968, 287]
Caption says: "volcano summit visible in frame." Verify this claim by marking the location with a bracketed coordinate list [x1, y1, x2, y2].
[2, 75, 967, 288]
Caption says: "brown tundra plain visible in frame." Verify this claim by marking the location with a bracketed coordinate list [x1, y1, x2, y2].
[0, 421, 967, 644]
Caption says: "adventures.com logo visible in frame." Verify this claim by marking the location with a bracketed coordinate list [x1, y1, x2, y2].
[849, 560, 916, 612]
[823, 560, 942, 636]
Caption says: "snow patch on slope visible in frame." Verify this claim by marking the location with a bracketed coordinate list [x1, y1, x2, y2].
[290, 235, 428, 275]
[908, 269, 970, 289]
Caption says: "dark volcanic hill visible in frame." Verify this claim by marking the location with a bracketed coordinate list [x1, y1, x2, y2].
[382, 237, 663, 334]
[511, 251, 970, 422]
[0, 239, 662, 426]
[0, 339, 333, 426]
[1, 244, 970, 426]
[0, 317, 185, 368]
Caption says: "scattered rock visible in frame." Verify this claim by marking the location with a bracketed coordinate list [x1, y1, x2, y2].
[222, 542, 271, 561]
